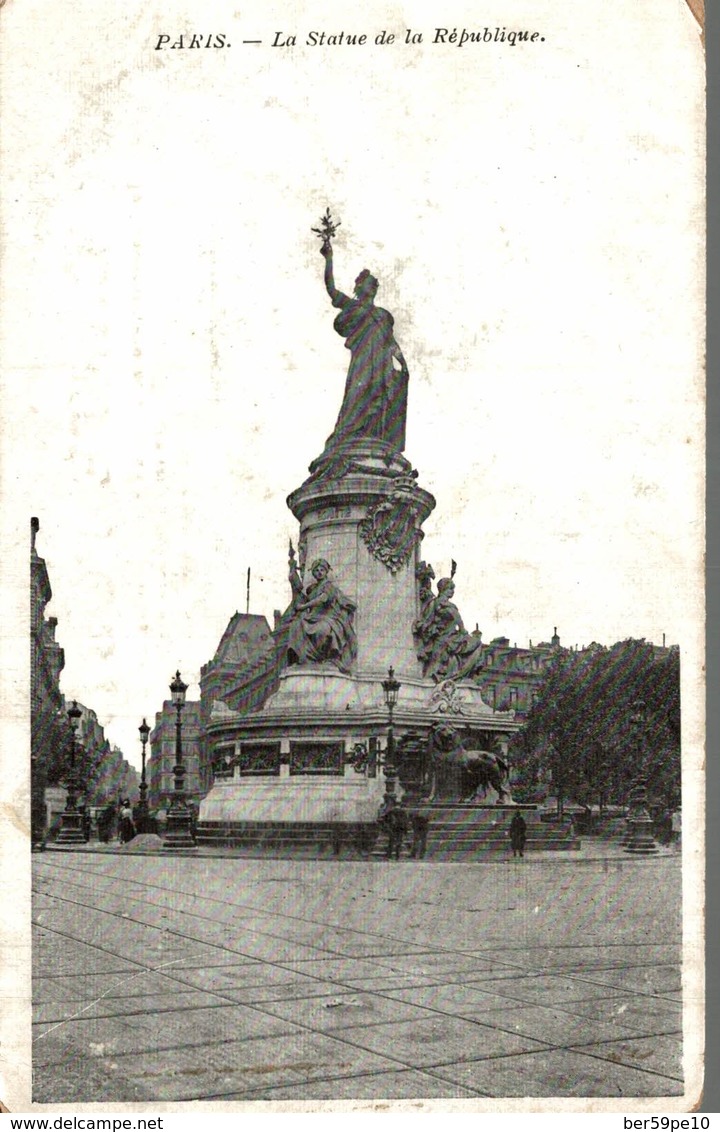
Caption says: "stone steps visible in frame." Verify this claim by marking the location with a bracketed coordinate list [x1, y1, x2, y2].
[197, 820, 377, 854]
[372, 804, 579, 859]
[197, 806, 581, 858]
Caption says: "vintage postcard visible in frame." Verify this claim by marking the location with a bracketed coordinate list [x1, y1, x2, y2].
[1, 0, 705, 1113]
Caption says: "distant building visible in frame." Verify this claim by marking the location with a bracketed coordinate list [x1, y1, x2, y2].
[147, 701, 204, 808]
[107, 745, 141, 803]
[200, 612, 277, 713]
[476, 628, 563, 718]
[199, 612, 279, 780]
[39, 700, 136, 840]
[57, 700, 137, 806]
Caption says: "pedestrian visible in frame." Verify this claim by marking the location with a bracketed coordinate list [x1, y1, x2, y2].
[119, 798, 136, 844]
[509, 810, 527, 858]
[409, 808, 430, 859]
[385, 799, 408, 860]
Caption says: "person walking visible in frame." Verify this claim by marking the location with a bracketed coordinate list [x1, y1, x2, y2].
[118, 799, 136, 844]
[509, 810, 527, 858]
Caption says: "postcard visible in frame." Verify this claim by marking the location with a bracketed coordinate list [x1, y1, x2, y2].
[1, 0, 705, 1113]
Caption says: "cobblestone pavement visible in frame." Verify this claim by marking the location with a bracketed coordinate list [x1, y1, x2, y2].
[32, 852, 685, 1104]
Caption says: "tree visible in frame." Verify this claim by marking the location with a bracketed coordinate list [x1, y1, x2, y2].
[510, 640, 681, 811]
[43, 712, 103, 801]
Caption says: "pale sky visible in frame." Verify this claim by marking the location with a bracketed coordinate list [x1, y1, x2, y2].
[2, 0, 704, 771]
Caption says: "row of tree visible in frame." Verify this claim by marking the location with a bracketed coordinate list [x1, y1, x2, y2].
[33, 706, 138, 807]
[509, 638, 680, 812]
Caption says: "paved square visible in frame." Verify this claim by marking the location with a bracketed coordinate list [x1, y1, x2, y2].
[32, 852, 684, 1102]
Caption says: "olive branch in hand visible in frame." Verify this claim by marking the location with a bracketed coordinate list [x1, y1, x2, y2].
[312, 208, 341, 250]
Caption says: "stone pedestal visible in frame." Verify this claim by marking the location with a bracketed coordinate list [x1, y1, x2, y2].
[623, 778, 659, 856]
[624, 812, 660, 855]
[286, 440, 435, 680]
[56, 773, 86, 847]
[198, 438, 519, 845]
[164, 806, 197, 852]
[55, 809, 85, 847]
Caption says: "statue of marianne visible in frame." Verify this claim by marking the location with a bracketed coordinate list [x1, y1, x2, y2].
[316, 216, 409, 454]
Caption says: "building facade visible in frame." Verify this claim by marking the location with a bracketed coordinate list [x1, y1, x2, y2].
[147, 701, 204, 808]
[476, 628, 563, 718]
[30, 518, 66, 845]
[67, 700, 139, 806]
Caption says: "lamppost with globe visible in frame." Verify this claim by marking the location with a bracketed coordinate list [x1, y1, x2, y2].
[163, 671, 196, 851]
[137, 717, 150, 833]
[624, 699, 659, 856]
[56, 700, 85, 846]
[381, 667, 401, 806]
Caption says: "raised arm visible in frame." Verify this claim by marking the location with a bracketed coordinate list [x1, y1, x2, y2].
[321, 243, 342, 303]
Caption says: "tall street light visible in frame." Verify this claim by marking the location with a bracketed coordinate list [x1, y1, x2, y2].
[624, 699, 659, 856]
[381, 667, 401, 807]
[137, 718, 150, 833]
[163, 671, 196, 851]
[56, 701, 85, 846]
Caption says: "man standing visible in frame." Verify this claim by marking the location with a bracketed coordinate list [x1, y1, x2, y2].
[383, 799, 409, 860]
[509, 810, 527, 858]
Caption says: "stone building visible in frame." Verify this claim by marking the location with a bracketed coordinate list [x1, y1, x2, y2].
[30, 518, 65, 845]
[68, 702, 139, 806]
[147, 700, 204, 808]
[103, 745, 141, 804]
[199, 612, 280, 780]
[476, 628, 563, 717]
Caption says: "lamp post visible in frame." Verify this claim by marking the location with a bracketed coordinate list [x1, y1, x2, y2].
[624, 699, 659, 856]
[56, 701, 85, 846]
[381, 667, 401, 806]
[164, 671, 196, 851]
[137, 717, 150, 833]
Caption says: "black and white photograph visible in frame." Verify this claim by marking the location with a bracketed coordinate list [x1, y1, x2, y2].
[1, 0, 705, 1111]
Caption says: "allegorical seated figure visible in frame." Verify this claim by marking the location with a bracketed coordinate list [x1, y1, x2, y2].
[318, 217, 409, 453]
[286, 554, 357, 674]
[414, 575, 485, 682]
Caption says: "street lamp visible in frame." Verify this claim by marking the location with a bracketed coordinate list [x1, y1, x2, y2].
[624, 699, 659, 856]
[381, 666, 401, 806]
[163, 670, 196, 851]
[137, 717, 150, 833]
[56, 701, 85, 846]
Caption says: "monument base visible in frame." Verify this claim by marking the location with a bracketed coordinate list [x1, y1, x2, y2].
[198, 664, 523, 853]
[197, 774, 384, 851]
